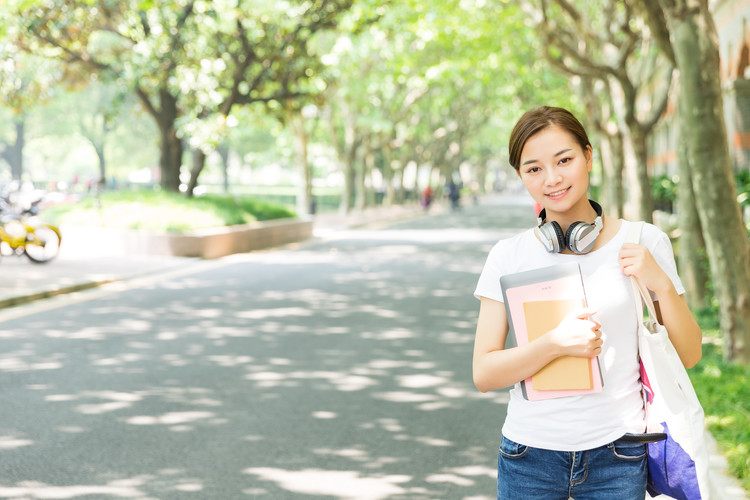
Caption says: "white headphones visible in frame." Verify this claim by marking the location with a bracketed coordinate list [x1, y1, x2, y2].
[534, 200, 603, 254]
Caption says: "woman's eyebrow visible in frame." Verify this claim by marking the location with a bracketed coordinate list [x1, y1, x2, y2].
[522, 148, 574, 166]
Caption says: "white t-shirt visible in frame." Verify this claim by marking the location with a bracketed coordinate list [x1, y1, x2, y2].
[474, 220, 684, 451]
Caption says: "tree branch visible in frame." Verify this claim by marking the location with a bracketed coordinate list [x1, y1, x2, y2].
[628, 0, 676, 64]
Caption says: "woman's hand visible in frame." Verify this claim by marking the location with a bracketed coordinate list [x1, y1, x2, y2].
[618, 242, 702, 368]
[546, 308, 603, 358]
[618, 243, 673, 295]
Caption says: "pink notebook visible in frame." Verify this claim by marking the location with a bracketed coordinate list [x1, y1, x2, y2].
[500, 262, 603, 401]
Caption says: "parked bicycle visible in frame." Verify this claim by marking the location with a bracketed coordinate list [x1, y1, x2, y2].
[0, 197, 61, 264]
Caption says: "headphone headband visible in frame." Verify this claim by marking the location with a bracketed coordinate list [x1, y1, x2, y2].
[537, 200, 603, 228]
[535, 200, 603, 254]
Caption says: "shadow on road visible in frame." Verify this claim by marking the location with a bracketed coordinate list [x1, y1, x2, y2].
[0, 199, 534, 499]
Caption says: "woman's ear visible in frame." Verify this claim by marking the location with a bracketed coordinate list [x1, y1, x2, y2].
[585, 145, 593, 172]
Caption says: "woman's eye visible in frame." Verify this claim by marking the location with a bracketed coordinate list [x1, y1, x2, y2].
[559, 157, 571, 165]
[527, 167, 540, 174]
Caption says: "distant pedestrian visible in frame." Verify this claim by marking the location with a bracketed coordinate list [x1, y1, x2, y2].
[448, 180, 461, 210]
[472, 105, 702, 499]
[422, 185, 432, 211]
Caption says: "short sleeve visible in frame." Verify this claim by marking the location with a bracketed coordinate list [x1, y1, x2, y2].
[474, 241, 506, 302]
[644, 225, 685, 300]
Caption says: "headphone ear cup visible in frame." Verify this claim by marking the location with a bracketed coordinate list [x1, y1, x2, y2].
[536, 221, 565, 253]
[566, 221, 598, 254]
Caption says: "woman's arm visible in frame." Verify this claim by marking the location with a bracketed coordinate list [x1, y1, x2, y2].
[619, 243, 702, 368]
[653, 292, 702, 368]
[472, 297, 602, 393]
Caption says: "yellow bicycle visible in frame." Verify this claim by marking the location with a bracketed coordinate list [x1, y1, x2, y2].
[0, 201, 61, 264]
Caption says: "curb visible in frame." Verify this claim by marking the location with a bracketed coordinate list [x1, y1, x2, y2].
[0, 279, 117, 310]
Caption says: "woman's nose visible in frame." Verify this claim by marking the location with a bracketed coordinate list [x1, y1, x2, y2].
[544, 167, 562, 185]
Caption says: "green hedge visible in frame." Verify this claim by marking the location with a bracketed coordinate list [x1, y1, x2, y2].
[43, 189, 295, 233]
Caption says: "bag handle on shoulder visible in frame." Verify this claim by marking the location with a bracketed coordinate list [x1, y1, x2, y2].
[624, 221, 661, 325]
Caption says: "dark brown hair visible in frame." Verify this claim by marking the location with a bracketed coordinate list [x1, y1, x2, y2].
[508, 106, 591, 171]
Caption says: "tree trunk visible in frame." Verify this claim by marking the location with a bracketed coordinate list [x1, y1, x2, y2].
[381, 145, 395, 206]
[610, 81, 642, 221]
[186, 149, 206, 198]
[142, 89, 182, 192]
[629, 126, 654, 223]
[670, 2, 750, 363]
[289, 111, 313, 217]
[4, 116, 25, 181]
[95, 142, 107, 188]
[331, 99, 359, 215]
[673, 87, 709, 310]
[676, 167, 709, 310]
[599, 127, 625, 218]
[218, 145, 230, 194]
[354, 145, 366, 212]
[159, 131, 182, 192]
[620, 126, 641, 220]
[584, 80, 624, 218]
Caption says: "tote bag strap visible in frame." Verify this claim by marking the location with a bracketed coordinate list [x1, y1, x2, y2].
[624, 221, 660, 323]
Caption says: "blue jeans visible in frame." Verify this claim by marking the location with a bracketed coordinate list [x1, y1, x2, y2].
[497, 435, 647, 500]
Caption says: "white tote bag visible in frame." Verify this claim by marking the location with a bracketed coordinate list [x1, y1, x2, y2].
[626, 221, 710, 499]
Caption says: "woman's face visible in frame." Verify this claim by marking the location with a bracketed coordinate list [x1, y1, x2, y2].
[517, 125, 592, 214]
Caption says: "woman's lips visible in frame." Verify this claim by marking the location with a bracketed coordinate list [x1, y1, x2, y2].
[545, 187, 570, 200]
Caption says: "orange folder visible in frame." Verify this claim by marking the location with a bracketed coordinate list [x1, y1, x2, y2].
[523, 299, 593, 390]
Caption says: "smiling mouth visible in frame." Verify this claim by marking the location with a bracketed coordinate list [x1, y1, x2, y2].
[546, 188, 569, 198]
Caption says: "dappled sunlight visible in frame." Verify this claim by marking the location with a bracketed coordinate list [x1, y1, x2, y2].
[333, 269, 394, 285]
[362, 328, 416, 340]
[0, 351, 65, 372]
[43, 326, 109, 340]
[0, 203, 512, 497]
[90, 353, 147, 367]
[0, 481, 146, 499]
[355, 304, 399, 319]
[439, 330, 476, 344]
[55, 390, 140, 414]
[125, 411, 215, 427]
[260, 288, 351, 304]
[244, 467, 412, 500]
[0, 436, 33, 450]
[325, 227, 513, 244]
[0, 469, 209, 499]
[245, 369, 379, 392]
[236, 307, 313, 320]
[207, 354, 255, 367]
[76, 401, 133, 415]
[397, 373, 448, 388]
[413, 436, 453, 447]
[311, 410, 338, 419]
[373, 391, 439, 403]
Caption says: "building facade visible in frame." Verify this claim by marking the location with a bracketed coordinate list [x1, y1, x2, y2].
[648, 0, 750, 176]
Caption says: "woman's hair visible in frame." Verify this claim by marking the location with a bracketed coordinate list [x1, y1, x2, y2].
[508, 106, 591, 171]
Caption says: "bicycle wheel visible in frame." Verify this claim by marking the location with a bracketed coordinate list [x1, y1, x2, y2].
[24, 224, 61, 263]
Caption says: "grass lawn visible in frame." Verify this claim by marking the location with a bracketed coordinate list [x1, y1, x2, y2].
[690, 309, 750, 494]
[42, 190, 296, 233]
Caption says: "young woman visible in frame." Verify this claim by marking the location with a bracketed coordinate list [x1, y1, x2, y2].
[473, 106, 702, 500]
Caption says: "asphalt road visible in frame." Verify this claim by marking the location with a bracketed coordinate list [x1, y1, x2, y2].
[0, 198, 535, 500]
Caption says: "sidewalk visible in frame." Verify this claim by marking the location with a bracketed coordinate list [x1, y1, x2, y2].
[0, 195, 746, 500]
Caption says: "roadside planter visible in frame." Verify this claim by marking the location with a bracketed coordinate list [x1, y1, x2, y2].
[60, 217, 314, 259]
